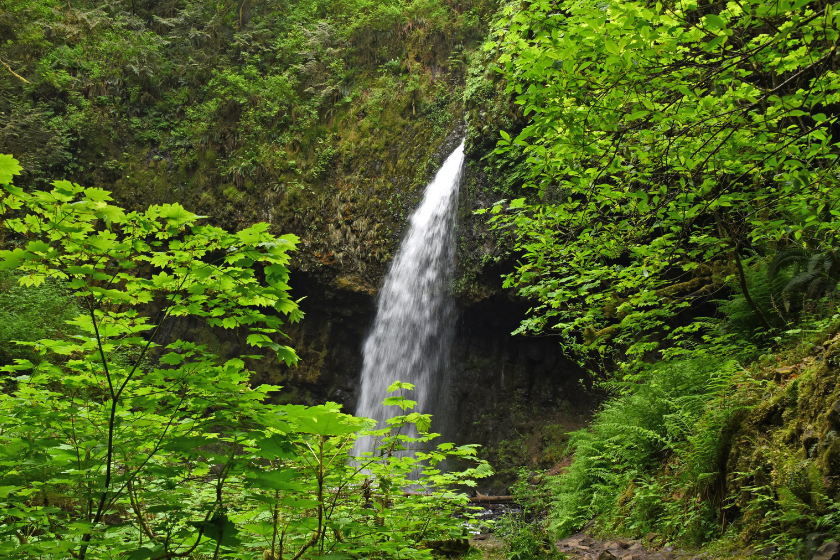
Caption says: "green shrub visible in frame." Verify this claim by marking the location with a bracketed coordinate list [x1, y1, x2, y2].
[497, 514, 564, 560]
[0, 269, 80, 365]
[547, 358, 742, 543]
[0, 164, 493, 560]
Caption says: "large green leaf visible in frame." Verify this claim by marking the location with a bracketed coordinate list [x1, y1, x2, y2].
[0, 154, 22, 184]
[189, 514, 241, 547]
[247, 468, 303, 491]
[286, 405, 360, 436]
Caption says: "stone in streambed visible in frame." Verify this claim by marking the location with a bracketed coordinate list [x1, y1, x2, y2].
[423, 538, 470, 557]
[814, 541, 840, 560]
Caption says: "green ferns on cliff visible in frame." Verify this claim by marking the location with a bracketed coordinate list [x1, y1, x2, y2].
[1, 0, 494, 287]
[537, 326, 840, 556]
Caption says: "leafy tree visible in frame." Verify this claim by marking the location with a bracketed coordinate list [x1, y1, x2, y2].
[0, 156, 491, 559]
[481, 0, 840, 373]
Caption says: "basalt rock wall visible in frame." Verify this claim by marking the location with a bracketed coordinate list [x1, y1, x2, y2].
[153, 124, 592, 492]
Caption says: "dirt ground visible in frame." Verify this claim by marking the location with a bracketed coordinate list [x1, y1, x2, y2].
[470, 533, 506, 560]
[470, 531, 716, 560]
[552, 533, 706, 560]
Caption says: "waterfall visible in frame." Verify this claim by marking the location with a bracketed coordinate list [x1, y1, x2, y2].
[355, 140, 465, 455]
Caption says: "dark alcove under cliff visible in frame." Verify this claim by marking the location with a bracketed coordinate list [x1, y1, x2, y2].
[277, 273, 595, 490]
[154, 269, 594, 492]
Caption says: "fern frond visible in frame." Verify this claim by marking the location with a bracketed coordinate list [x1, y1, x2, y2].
[599, 422, 667, 444]
[767, 248, 808, 281]
[807, 277, 828, 299]
[807, 252, 824, 274]
[784, 269, 821, 294]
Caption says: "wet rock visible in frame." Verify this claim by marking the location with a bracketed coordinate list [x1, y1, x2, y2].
[807, 533, 829, 555]
[829, 400, 840, 429]
[597, 551, 620, 560]
[814, 541, 840, 560]
[423, 538, 470, 557]
[760, 545, 777, 557]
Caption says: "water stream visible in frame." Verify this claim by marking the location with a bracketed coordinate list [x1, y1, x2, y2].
[354, 140, 465, 455]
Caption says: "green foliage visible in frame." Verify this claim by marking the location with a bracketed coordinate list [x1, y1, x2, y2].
[0, 157, 80, 364]
[547, 358, 744, 544]
[2, 0, 496, 285]
[1, 0, 491, 186]
[768, 248, 840, 310]
[478, 0, 840, 374]
[0, 154, 23, 185]
[717, 259, 791, 339]
[466, 0, 840, 552]
[496, 514, 564, 560]
[0, 161, 492, 559]
[542, 319, 840, 550]
[0, 269, 80, 364]
[495, 468, 565, 560]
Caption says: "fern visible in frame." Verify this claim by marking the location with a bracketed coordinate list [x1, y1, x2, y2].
[767, 247, 840, 311]
[548, 358, 743, 543]
[767, 248, 808, 280]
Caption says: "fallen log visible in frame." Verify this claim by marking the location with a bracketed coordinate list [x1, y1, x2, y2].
[401, 492, 518, 504]
[469, 495, 517, 504]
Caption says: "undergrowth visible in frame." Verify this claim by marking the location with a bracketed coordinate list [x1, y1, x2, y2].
[546, 357, 745, 544]
[0, 269, 80, 365]
[527, 260, 840, 557]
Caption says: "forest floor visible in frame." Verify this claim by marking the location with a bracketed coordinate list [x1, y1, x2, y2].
[469, 533, 506, 560]
[469, 530, 755, 560]
[552, 532, 713, 560]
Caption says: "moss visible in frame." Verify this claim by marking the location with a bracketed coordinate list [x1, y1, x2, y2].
[3, 0, 488, 297]
[719, 329, 840, 546]
[617, 480, 637, 512]
[480, 416, 574, 492]
[334, 275, 376, 294]
[452, 46, 536, 302]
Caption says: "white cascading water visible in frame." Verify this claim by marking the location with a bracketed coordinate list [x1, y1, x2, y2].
[355, 140, 465, 456]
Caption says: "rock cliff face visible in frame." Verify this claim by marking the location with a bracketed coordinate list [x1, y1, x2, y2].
[152, 123, 591, 492]
[449, 297, 589, 435]
[723, 333, 840, 542]
[3, 0, 590, 479]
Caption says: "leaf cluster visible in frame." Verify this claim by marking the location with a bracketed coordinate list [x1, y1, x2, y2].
[0, 159, 492, 559]
[479, 0, 840, 373]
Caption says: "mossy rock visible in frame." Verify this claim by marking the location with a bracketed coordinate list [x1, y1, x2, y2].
[723, 331, 840, 543]
[422, 538, 471, 557]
